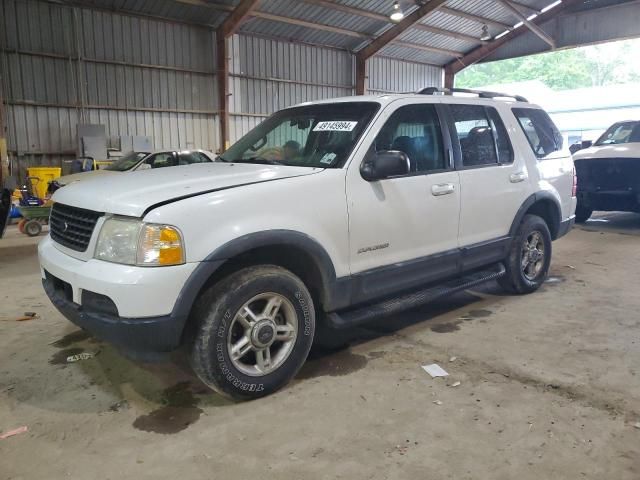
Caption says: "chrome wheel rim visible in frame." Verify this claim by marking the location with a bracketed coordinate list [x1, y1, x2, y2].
[227, 293, 298, 377]
[521, 231, 545, 281]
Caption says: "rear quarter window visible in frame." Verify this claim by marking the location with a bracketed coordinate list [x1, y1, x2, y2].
[512, 107, 563, 159]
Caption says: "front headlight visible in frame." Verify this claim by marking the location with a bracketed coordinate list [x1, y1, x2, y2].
[95, 217, 185, 266]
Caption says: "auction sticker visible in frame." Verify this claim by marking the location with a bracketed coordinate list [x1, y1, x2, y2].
[313, 121, 358, 132]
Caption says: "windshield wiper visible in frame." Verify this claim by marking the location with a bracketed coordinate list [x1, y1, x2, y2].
[229, 157, 286, 166]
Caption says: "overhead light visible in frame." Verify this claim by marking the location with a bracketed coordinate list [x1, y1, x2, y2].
[480, 24, 492, 41]
[390, 1, 404, 22]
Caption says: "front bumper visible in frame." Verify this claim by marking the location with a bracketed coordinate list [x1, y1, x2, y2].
[39, 236, 198, 360]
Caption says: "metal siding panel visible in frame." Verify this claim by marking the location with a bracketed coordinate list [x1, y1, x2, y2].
[368, 56, 444, 94]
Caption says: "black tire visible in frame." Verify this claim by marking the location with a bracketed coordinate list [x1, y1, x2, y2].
[190, 265, 315, 400]
[575, 204, 592, 223]
[499, 214, 552, 294]
[24, 220, 42, 237]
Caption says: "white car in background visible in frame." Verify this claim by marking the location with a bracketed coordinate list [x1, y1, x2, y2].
[573, 120, 640, 222]
[50, 149, 216, 190]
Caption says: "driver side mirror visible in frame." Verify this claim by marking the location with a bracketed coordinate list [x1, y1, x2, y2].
[361, 150, 410, 181]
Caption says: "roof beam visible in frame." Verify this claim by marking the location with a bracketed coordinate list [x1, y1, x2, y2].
[496, 0, 556, 48]
[440, 6, 513, 31]
[251, 11, 371, 38]
[216, 0, 261, 152]
[445, 0, 584, 82]
[412, 23, 487, 44]
[356, 0, 449, 60]
[218, 0, 260, 37]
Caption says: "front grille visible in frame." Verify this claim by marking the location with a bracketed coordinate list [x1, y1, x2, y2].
[50, 203, 103, 252]
[576, 157, 640, 192]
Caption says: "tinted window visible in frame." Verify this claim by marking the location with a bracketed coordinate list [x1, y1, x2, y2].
[487, 108, 513, 164]
[451, 105, 498, 167]
[144, 152, 176, 169]
[375, 104, 446, 173]
[220, 103, 380, 168]
[513, 107, 563, 158]
[178, 152, 210, 165]
[595, 121, 640, 145]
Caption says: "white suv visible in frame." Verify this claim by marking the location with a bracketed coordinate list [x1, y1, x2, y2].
[39, 88, 576, 399]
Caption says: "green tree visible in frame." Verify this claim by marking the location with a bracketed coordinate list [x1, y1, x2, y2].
[456, 39, 640, 91]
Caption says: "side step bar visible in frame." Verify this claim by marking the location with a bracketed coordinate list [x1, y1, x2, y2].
[326, 264, 506, 329]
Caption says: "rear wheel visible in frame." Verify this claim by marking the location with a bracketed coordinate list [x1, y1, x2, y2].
[190, 265, 315, 400]
[499, 214, 552, 294]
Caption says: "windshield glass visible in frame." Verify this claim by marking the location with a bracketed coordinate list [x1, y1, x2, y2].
[219, 102, 380, 168]
[595, 121, 640, 145]
[106, 151, 149, 171]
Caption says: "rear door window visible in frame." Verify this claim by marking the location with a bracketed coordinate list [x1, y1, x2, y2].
[450, 105, 513, 167]
[178, 152, 211, 165]
[512, 107, 563, 159]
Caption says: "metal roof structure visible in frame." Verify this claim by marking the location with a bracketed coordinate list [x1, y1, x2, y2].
[59, 0, 638, 67]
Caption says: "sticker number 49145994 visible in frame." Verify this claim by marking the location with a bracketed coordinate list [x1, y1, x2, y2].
[313, 121, 358, 132]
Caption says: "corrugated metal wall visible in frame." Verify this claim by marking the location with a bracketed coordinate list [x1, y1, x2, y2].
[1, 0, 444, 177]
[0, 0, 218, 176]
[367, 56, 444, 95]
[227, 34, 354, 143]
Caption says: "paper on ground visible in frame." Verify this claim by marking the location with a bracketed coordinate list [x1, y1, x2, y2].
[422, 364, 449, 378]
[0, 426, 28, 440]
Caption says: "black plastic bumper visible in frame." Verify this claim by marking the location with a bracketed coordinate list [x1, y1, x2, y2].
[43, 276, 186, 362]
[556, 216, 575, 239]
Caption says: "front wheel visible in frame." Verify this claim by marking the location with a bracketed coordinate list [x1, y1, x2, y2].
[575, 204, 592, 223]
[190, 265, 315, 400]
[499, 214, 552, 294]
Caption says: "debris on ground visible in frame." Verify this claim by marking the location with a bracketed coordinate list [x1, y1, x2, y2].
[109, 400, 130, 412]
[0, 426, 28, 440]
[2, 312, 39, 322]
[66, 351, 99, 363]
[433, 400, 443, 405]
[450, 381, 461, 387]
[422, 364, 449, 378]
[633, 422, 640, 430]
[565, 265, 576, 270]
[449, 356, 457, 362]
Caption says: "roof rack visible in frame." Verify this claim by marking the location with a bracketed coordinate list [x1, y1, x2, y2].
[418, 87, 528, 103]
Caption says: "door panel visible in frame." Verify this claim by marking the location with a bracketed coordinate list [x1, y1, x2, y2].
[347, 101, 461, 289]
[448, 104, 531, 247]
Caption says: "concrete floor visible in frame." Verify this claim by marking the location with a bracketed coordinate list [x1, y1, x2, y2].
[1, 213, 639, 479]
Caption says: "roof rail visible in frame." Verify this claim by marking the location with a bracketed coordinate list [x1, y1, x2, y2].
[418, 87, 528, 103]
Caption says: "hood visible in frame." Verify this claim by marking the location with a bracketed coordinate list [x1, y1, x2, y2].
[573, 143, 640, 161]
[52, 162, 321, 217]
[56, 169, 118, 186]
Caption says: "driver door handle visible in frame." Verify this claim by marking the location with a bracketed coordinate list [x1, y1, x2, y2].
[510, 171, 527, 183]
[431, 183, 455, 196]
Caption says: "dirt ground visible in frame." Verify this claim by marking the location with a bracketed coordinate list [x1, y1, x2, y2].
[1, 212, 639, 480]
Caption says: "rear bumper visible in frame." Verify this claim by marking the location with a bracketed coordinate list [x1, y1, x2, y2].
[556, 215, 575, 239]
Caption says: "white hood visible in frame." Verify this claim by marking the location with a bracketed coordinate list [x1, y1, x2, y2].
[573, 143, 640, 161]
[52, 162, 321, 217]
[56, 169, 118, 186]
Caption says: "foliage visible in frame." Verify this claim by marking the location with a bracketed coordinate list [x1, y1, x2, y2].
[456, 39, 640, 91]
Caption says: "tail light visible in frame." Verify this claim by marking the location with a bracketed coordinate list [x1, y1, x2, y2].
[572, 167, 577, 197]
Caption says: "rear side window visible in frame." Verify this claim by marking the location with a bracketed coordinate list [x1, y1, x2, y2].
[450, 105, 513, 167]
[513, 108, 563, 159]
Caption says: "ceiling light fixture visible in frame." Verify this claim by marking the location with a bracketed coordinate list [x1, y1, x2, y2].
[480, 24, 492, 41]
[390, 1, 404, 22]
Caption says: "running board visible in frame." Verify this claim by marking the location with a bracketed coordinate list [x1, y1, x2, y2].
[326, 264, 506, 329]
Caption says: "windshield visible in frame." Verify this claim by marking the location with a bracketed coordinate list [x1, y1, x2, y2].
[106, 151, 149, 171]
[219, 102, 380, 168]
[595, 121, 640, 145]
